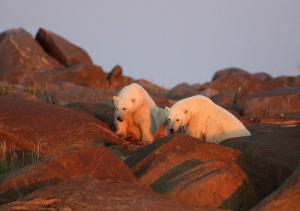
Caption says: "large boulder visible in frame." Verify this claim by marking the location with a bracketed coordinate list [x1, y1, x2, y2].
[25, 63, 109, 88]
[0, 96, 119, 158]
[167, 83, 198, 100]
[0, 28, 62, 83]
[0, 147, 136, 204]
[252, 164, 300, 211]
[127, 135, 246, 209]
[37, 81, 118, 105]
[243, 87, 300, 118]
[107, 65, 133, 89]
[36, 28, 93, 66]
[136, 79, 169, 96]
[222, 124, 300, 210]
[212, 67, 251, 81]
[127, 125, 300, 210]
[66, 101, 115, 128]
[0, 178, 220, 211]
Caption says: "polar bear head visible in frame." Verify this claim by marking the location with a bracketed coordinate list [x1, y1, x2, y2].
[165, 106, 191, 134]
[113, 96, 136, 122]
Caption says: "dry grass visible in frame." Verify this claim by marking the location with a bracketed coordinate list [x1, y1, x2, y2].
[0, 141, 42, 175]
[0, 82, 13, 96]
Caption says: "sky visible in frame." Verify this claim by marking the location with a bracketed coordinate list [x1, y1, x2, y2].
[1, 0, 300, 88]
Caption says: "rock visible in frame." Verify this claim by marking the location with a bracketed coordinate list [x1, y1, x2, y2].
[212, 67, 250, 81]
[107, 65, 133, 89]
[0, 147, 135, 204]
[127, 134, 246, 209]
[126, 125, 300, 210]
[136, 79, 169, 96]
[211, 91, 236, 109]
[41, 81, 118, 105]
[221, 125, 300, 210]
[251, 164, 300, 211]
[243, 87, 300, 118]
[198, 88, 219, 98]
[0, 28, 62, 83]
[66, 101, 115, 128]
[25, 63, 109, 88]
[0, 96, 119, 158]
[1, 178, 220, 211]
[36, 28, 93, 66]
[167, 83, 198, 99]
[252, 72, 273, 81]
[0, 82, 40, 101]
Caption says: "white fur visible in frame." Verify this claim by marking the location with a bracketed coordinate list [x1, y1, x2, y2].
[165, 95, 251, 144]
[113, 83, 168, 144]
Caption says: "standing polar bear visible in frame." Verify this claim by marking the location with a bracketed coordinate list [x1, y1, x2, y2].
[113, 83, 168, 144]
[165, 95, 251, 144]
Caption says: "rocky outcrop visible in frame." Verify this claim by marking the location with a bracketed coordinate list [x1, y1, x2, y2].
[251, 164, 300, 211]
[36, 28, 93, 66]
[212, 67, 251, 81]
[25, 63, 109, 88]
[107, 65, 133, 88]
[127, 134, 246, 209]
[126, 125, 300, 210]
[167, 83, 198, 100]
[0, 96, 119, 158]
[0, 28, 62, 83]
[0, 147, 135, 204]
[222, 125, 300, 210]
[1, 178, 220, 211]
[243, 87, 300, 118]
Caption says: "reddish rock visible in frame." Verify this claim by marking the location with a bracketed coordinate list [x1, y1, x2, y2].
[211, 91, 236, 109]
[127, 134, 246, 209]
[66, 101, 115, 128]
[107, 65, 133, 88]
[25, 63, 109, 88]
[126, 125, 300, 210]
[0, 28, 62, 83]
[0, 96, 119, 158]
[0, 147, 135, 204]
[167, 83, 198, 99]
[212, 67, 251, 81]
[38, 81, 118, 105]
[243, 87, 300, 118]
[36, 28, 93, 66]
[252, 164, 300, 211]
[136, 79, 169, 96]
[0, 178, 221, 211]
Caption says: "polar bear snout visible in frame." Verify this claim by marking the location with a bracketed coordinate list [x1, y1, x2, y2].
[169, 128, 175, 134]
[116, 116, 123, 122]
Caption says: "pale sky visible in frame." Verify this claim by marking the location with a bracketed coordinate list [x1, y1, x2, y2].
[1, 0, 300, 88]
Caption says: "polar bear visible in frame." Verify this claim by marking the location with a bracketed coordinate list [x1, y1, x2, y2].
[165, 95, 251, 144]
[113, 83, 168, 144]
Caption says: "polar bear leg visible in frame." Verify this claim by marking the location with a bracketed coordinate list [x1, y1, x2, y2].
[139, 120, 154, 144]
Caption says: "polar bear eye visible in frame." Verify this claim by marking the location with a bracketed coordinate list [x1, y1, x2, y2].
[168, 118, 171, 121]
[176, 119, 180, 122]
[122, 108, 126, 110]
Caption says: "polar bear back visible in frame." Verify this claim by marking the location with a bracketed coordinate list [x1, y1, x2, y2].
[175, 95, 251, 143]
[118, 83, 156, 108]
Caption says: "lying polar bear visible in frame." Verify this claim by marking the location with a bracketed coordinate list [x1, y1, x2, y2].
[113, 83, 168, 144]
[165, 95, 251, 144]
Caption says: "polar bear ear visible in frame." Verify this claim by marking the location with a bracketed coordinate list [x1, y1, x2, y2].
[113, 96, 118, 102]
[131, 98, 136, 103]
[165, 106, 170, 113]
